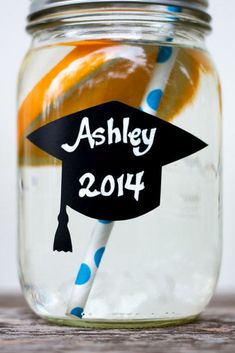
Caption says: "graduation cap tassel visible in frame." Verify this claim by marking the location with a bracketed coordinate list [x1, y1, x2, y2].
[53, 206, 72, 252]
[53, 166, 73, 252]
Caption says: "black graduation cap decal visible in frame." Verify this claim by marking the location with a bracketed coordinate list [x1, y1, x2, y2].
[27, 101, 207, 252]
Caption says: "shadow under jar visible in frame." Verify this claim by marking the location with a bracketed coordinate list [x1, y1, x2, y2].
[17, 0, 222, 328]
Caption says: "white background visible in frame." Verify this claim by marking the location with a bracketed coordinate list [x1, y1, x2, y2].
[0, 0, 234, 293]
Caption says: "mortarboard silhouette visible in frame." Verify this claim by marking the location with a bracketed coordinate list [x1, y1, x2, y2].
[27, 101, 207, 252]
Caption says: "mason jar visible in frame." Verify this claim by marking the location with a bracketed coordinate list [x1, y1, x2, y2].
[17, 0, 222, 328]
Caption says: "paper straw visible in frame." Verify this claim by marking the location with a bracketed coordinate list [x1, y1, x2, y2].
[66, 50, 178, 318]
[67, 220, 113, 317]
[67, 6, 181, 317]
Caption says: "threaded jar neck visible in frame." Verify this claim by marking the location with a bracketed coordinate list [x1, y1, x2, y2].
[27, 1, 211, 30]
[26, 2, 211, 50]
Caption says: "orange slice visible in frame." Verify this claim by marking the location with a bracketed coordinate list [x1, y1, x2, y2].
[158, 48, 214, 121]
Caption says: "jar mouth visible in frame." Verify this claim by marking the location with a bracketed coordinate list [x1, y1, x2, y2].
[27, 1, 211, 27]
[29, 1, 209, 16]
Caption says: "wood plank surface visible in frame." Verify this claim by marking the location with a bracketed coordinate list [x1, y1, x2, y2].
[0, 295, 234, 352]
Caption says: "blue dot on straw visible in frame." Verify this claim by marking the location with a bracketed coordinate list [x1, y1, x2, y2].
[75, 263, 91, 285]
[147, 89, 163, 111]
[99, 220, 113, 224]
[157, 46, 172, 63]
[70, 307, 84, 318]
[168, 5, 182, 13]
[94, 247, 105, 268]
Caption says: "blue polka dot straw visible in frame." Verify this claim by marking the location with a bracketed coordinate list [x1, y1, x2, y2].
[66, 221, 113, 317]
[67, 6, 181, 318]
[139, 47, 179, 116]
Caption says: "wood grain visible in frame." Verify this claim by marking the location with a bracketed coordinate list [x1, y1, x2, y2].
[0, 295, 234, 352]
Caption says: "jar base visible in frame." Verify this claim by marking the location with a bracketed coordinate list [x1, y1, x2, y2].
[42, 314, 199, 329]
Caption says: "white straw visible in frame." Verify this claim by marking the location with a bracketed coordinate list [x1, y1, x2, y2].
[67, 42, 179, 319]
[67, 221, 113, 317]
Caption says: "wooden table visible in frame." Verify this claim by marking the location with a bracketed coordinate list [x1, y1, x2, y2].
[0, 295, 234, 352]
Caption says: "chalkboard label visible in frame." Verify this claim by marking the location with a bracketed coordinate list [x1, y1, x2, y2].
[27, 101, 207, 251]
[28, 100, 207, 220]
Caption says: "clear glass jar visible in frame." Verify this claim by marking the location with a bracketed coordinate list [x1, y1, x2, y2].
[17, 0, 222, 328]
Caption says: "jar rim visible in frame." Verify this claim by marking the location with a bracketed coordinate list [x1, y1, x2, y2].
[28, 0, 210, 22]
